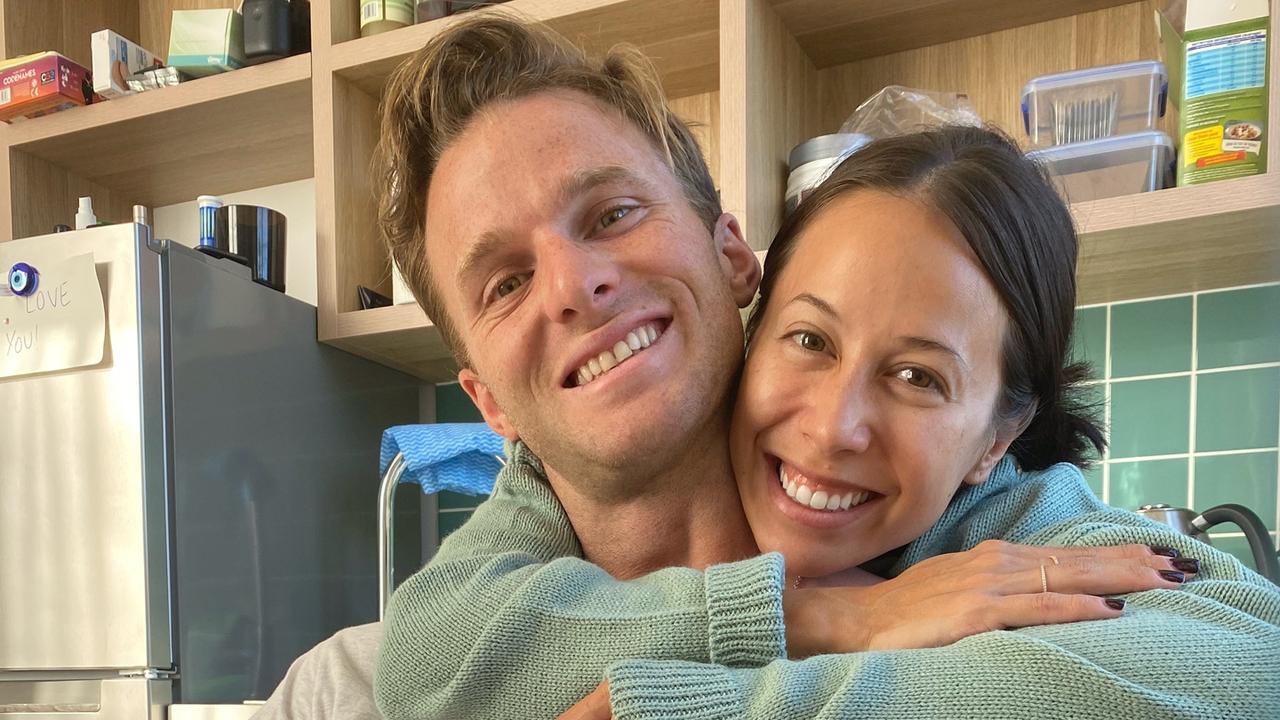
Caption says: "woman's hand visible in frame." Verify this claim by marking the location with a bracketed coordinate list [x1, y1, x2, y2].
[784, 540, 1196, 657]
[558, 681, 611, 720]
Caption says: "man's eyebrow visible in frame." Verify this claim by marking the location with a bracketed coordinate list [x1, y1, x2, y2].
[558, 165, 655, 208]
[455, 165, 655, 288]
[455, 230, 509, 290]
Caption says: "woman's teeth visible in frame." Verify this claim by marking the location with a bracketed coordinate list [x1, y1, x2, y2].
[575, 324, 661, 387]
[779, 465, 872, 512]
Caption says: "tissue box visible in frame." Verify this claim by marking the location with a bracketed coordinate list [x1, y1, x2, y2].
[168, 9, 245, 77]
[1159, 0, 1270, 185]
[91, 29, 163, 99]
[0, 52, 92, 123]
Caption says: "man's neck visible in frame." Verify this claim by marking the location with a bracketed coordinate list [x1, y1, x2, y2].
[544, 432, 757, 579]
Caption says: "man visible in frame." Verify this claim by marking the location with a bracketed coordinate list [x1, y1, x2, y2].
[368, 13, 1233, 720]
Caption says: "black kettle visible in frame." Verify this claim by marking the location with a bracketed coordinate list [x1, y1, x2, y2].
[1136, 503, 1280, 584]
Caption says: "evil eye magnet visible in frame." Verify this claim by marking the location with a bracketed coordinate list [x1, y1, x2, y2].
[8, 262, 38, 297]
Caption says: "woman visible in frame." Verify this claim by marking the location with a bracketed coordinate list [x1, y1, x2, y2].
[561, 126, 1280, 717]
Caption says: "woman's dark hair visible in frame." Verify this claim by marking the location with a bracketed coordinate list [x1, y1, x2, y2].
[746, 125, 1105, 470]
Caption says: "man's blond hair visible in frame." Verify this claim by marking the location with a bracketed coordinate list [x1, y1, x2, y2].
[374, 12, 721, 366]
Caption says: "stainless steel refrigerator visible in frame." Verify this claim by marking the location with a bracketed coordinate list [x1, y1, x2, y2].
[0, 224, 422, 717]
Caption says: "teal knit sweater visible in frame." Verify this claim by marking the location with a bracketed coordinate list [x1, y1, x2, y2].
[375, 442, 1280, 719]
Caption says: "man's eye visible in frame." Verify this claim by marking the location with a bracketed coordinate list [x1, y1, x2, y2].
[494, 274, 526, 299]
[898, 367, 937, 389]
[790, 331, 826, 353]
[600, 206, 632, 228]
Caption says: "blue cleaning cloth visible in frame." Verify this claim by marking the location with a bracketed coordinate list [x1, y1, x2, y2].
[379, 424, 504, 496]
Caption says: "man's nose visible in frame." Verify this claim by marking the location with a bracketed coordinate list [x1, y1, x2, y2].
[538, 237, 619, 323]
[806, 373, 873, 456]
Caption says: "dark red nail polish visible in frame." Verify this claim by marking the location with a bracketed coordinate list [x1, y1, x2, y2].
[1159, 570, 1186, 583]
[1149, 545, 1180, 558]
[1171, 558, 1200, 574]
[1105, 598, 1126, 610]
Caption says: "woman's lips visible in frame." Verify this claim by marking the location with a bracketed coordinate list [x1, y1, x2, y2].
[764, 457, 880, 529]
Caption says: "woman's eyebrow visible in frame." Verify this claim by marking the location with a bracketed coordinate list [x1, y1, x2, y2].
[900, 336, 970, 372]
[793, 292, 840, 320]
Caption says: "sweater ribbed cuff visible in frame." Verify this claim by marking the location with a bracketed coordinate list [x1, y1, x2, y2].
[703, 552, 787, 667]
[607, 660, 744, 720]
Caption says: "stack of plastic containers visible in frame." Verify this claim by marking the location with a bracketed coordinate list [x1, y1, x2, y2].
[1022, 60, 1175, 203]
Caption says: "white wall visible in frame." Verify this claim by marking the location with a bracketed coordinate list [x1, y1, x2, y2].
[153, 178, 317, 306]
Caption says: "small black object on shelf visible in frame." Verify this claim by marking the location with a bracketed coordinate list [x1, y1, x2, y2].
[358, 285, 393, 310]
[243, 0, 311, 65]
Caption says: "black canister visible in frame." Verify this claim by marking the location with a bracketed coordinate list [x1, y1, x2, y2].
[205, 204, 288, 293]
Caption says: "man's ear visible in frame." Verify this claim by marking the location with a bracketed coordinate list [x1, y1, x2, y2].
[712, 213, 762, 308]
[964, 405, 1036, 486]
[457, 367, 519, 441]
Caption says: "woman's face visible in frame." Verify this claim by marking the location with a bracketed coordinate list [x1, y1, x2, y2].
[731, 189, 1016, 578]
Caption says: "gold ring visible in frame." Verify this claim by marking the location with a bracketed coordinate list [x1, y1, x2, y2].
[1040, 563, 1049, 593]
[1050, 555, 1060, 566]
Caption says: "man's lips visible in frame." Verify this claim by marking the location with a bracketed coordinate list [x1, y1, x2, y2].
[563, 317, 669, 388]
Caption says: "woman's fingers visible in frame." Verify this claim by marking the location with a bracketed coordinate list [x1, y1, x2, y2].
[1032, 555, 1190, 596]
[987, 592, 1127, 630]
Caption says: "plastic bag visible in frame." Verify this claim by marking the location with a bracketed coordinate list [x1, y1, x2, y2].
[839, 86, 982, 139]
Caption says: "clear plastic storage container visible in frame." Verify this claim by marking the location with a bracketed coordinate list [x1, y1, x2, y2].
[1026, 130, 1175, 203]
[1022, 60, 1168, 147]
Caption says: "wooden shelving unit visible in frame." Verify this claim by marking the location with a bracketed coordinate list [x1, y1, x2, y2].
[1, 0, 1277, 383]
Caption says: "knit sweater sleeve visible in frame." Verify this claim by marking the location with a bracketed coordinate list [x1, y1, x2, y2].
[373, 443, 787, 720]
[607, 520, 1280, 720]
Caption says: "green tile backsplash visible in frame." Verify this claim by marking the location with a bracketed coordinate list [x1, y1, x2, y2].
[434, 285, 1280, 570]
[1108, 377, 1191, 458]
[1073, 283, 1279, 570]
[1109, 458, 1189, 510]
[1110, 296, 1192, 378]
[1196, 285, 1280, 370]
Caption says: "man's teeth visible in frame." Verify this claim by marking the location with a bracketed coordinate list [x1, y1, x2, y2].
[778, 465, 871, 512]
[575, 324, 661, 386]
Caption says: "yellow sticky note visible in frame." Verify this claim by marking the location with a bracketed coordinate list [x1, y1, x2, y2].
[1, 253, 106, 379]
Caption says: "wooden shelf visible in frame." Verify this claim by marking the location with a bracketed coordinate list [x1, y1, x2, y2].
[4, 53, 313, 208]
[768, 0, 1136, 68]
[1075, 175, 1280, 305]
[330, 0, 718, 99]
[321, 303, 458, 382]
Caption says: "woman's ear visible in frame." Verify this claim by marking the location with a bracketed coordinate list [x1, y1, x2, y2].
[458, 368, 519, 441]
[964, 405, 1036, 486]
[712, 213, 762, 308]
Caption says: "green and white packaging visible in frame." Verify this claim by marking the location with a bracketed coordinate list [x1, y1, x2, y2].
[168, 9, 246, 77]
[1159, 0, 1270, 185]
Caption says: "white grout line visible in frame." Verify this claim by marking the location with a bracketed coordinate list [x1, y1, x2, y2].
[1197, 361, 1280, 375]
[1108, 448, 1278, 464]
[1102, 304, 1112, 504]
[1077, 280, 1280, 309]
[1188, 294, 1198, 508]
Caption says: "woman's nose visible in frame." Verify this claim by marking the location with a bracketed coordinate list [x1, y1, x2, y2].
[807, 376, 873, 455]
[538, 238, 620, 323]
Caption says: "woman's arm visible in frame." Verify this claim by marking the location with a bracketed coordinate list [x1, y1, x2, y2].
[604, 527, 1280, 720]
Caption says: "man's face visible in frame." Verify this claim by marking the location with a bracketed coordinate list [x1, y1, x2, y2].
[426, 90, 759, 495]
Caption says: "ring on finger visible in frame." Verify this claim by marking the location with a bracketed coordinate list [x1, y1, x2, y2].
[1040, 563, 1049, 593]
[1049, 555, 1060, 566]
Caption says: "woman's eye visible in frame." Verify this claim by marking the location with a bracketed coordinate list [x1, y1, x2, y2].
[600, 206, 631, 228]
[493, 274, 526, 299]
[791, 331, 826, 353]
[898, 367, 936, 389]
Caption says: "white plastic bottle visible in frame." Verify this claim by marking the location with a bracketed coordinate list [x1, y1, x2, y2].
[74, 196, 98, 230]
